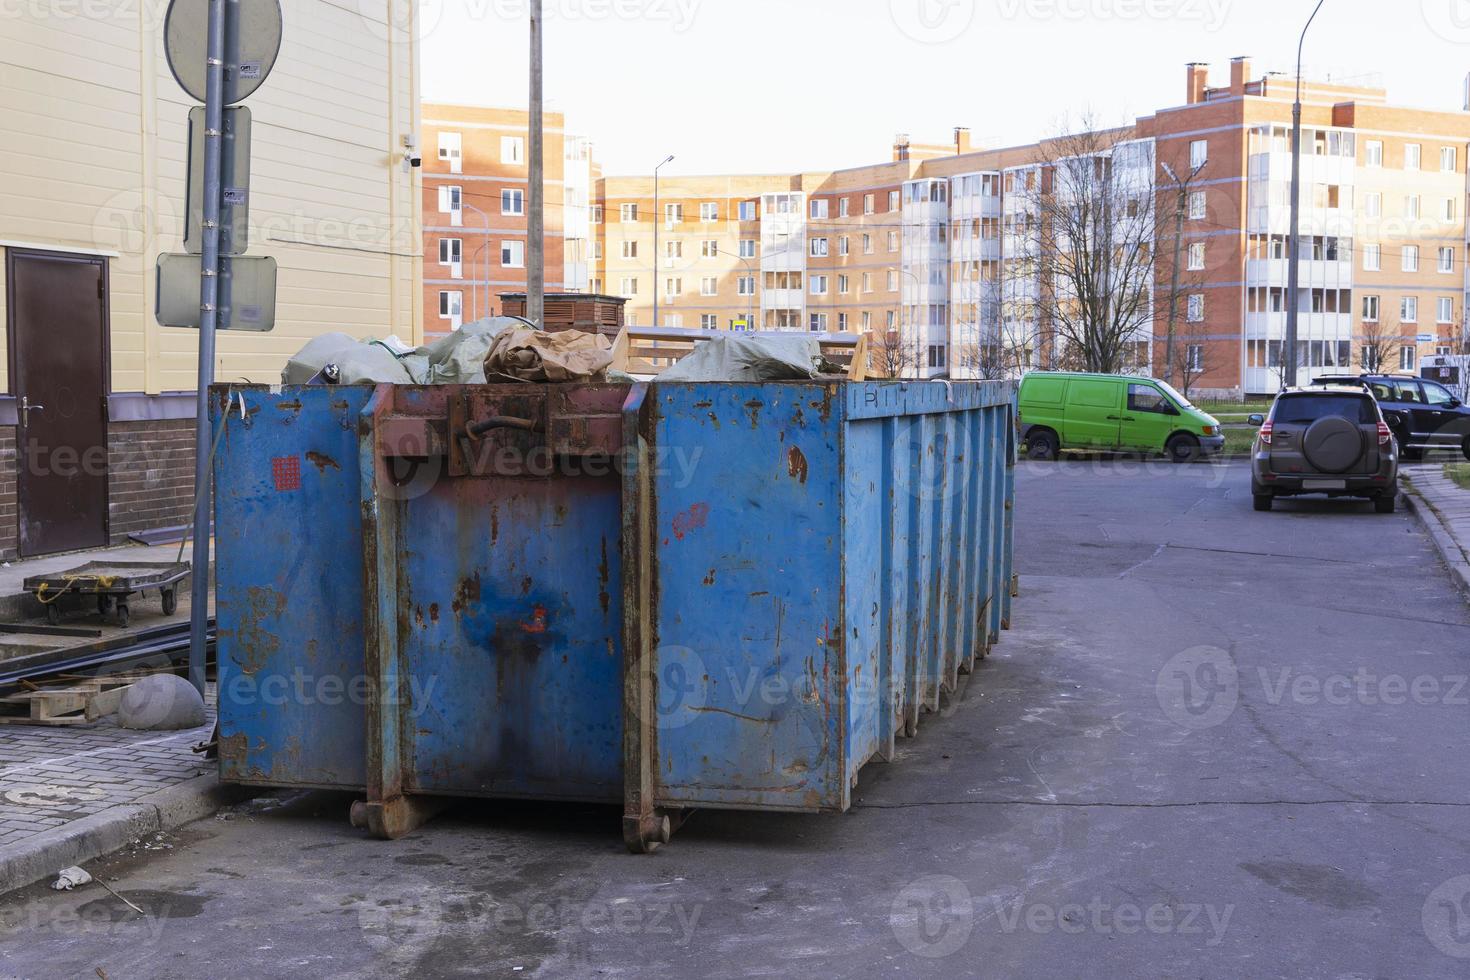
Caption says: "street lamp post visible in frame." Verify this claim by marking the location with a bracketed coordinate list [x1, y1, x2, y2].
[1286, 0, 1327, 389]
[461, 202, 491, 323]
[716, 247, 755, 331]
[653, 154, 674, 327]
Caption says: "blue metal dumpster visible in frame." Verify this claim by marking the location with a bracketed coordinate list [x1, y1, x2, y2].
[211, 379, 1016, 849]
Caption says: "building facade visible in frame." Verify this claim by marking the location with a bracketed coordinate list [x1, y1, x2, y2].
[420, 104, 594, 334]
[587, 59, 1470, 396]
[2, 0, 421, 557]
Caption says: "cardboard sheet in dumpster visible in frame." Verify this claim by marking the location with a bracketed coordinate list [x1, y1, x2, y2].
[483, 324, 614, 382]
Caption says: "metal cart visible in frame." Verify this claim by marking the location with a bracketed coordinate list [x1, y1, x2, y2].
[25, 562, 191, 629]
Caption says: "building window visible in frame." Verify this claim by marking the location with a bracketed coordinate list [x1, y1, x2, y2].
[927, 344, 947, 369]
[1188, 192, 1206, 220]
[887, 269, 897, 291]
[1442, 146, 1458, 172]
[1406, 195, 1421, 220]
[701, 277, 718, 296]
[1440, 247, 1456, 273]
[1364, 140, 1383, 167]
[810, 313, 828, 332]
[888, 190, 900, 211]
[886, 310, 896, 330]
[810, 198, 829, 220]
[438, 290, 463, 327]
[1405, 143, 1421, 170]
[1445, 198, 1458, 222]
[838, 312, 849, 331]
[501, 189, 524, 215]
[593, 242, 603, 260]
[839, 198, 850, 218]
[738, 200, 756, 221]
[1403, 245, 1419, 273]
[501, 136, 524, 165]
[591, 205, 603, 224]
[665, 277, 682, 297]
[1365, 192, 1382, 218]
[1438, 296, 1454, 323]
[737, 275, 754, 296]
[620, 277, 639, 296]
[439, 185, 462, 225]
[1363, 244, 1381, 271]
[810, 275, 828, 296]
[501, 240, 525, 267]
[700, 202, 718, 222]
[702, 240, 719, 258]
[1186, 345, 1204, 372]
[438, 237, 462, 268]
[864, 194, 875, 215]
[862, 272, 872, 293]
[1362, 295, 1380, 321]
[665, 203, 683, 226]
[1188, 242, 1205, 271]
[837, 274, 850, 294]
[861, 311, 872, 330]
[887, 231, 899, 252]
[1189, 139, 1208, 169]
[620, 203, 639, 222]
[1400, 345, 1416, 371]
[622, 241, 638, 259]
[437, 132, 462, 173]
[666, 240, 682, 261]
[1187, 294, 1204, 322]
[838, 236, 849, 257]
[739, 239, 756, 258]
[1402, 296, 1418, 322]
[810, 238, 829, 258]
[862, 233, 873, 254]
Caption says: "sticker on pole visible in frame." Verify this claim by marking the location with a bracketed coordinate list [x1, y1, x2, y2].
[164, 0, 283, 105]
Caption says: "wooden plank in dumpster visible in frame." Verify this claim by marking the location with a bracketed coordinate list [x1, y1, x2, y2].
[156, 253, 276, 331]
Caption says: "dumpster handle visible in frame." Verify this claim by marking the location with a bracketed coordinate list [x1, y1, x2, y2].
[468, 416, 545, 438]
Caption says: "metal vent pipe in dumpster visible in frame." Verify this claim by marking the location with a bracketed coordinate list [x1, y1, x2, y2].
[212, 380, 1016, 851]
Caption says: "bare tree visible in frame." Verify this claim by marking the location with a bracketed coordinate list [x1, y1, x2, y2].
[1173, 318, 1210, 398]
[1013, 119, 1158, 375]
[869, 328, 915, 379]
[1158, 159, 1207, 386]
[956, 341, 1009, 380]
[1358, 317, 1397, 375]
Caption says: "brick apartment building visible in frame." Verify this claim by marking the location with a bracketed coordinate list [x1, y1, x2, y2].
[579, 58, 1470, 397]
[421, 104, 596, 335]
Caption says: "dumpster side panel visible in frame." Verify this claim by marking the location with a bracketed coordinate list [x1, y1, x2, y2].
[397, 476, 624, 802]
[645, 383, 846, 812]
[838, 416, 886, 783]
[213, 386, 369, 789]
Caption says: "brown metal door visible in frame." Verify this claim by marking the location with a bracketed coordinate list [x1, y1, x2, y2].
[7, 249, 110, 556]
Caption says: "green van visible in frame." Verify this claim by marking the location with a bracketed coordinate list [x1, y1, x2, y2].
[1017, 372, 1224, 463]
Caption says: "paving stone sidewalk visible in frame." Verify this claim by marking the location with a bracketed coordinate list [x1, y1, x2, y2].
[1402, 463, 1470, 597]
[0, 696, 215, 849]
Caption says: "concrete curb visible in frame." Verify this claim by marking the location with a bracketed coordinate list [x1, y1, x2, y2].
[1402, 481, 1470, 602]
[0, 771, 252, 898]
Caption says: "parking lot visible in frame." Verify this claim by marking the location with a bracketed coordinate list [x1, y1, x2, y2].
[4, 458, 1469, 978]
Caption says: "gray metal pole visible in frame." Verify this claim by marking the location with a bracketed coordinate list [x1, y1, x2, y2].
[653, 169, 660, 328]
[188, 0, 227, 695]
[1286, 0, 1326, 390]
[527, 0, 544, 327]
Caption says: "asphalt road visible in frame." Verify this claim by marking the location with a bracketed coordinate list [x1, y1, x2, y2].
[5, 459, 1470, 979]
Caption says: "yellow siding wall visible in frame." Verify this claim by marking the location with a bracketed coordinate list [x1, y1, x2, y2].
[0, 0, 422, 394]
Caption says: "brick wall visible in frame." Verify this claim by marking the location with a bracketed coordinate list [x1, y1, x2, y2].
[107, 419, 196, 544]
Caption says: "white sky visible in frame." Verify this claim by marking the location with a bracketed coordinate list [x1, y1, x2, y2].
[421, 0, 1470, 176]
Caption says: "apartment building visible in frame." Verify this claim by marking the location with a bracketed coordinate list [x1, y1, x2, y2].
[421, 104, 594, 334]
[2, 0, 420, 557]
[588, 59, 1470, 396]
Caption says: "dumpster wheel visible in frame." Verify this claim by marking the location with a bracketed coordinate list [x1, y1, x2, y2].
[623, 808, 689, 854]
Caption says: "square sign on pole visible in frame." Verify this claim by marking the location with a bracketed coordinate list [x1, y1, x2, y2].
[186, 106, 251, 256]
[156, 253, 277, 331]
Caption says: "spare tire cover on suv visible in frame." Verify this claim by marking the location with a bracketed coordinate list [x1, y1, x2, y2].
[1302, 416, 1364, 473]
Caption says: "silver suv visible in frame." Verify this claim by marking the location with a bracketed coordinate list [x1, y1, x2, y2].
[1249, 386, 1399, 514]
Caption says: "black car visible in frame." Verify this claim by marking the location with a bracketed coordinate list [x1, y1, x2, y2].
[1310, 373, 1470, 460]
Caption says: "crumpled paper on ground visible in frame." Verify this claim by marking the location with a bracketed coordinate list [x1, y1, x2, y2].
[655, 334, 828, 382]
[53, 866, 92, 890]
[484, 325, 614, 383]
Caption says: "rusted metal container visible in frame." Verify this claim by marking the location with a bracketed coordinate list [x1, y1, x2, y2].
[211, 379, 1016, 849]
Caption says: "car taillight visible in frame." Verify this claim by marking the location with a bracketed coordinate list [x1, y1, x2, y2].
[1259, 420, 1273, 446]
[1377, 421, 1391, 447]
